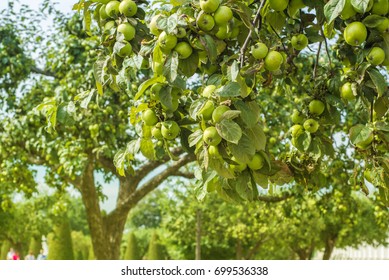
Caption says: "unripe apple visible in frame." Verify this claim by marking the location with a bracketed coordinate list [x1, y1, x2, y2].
[264, 50, 283, 71]
[371, 0, 388, 15]
[230, 157, 247, 172]
[119, 0, 138, 17]
[248, 153, 265, 170]
[376, 18, 389, 33]
[303, 119, 319, 133]
[208, 145, 221, 158]
[197, 13, 215, 32]
[161, 121, 180, 140]
[367, 47, 386, 65]
[344, 22, 367, 46]
[215, 25, 229, 40]
[105, 1, 120, 18]
[142, 109, 158, 126]
[117, 42, 132, 57]
[291, 34, 308, 50]
[353, 0, 373, 13]
[99, 5, 110, 20]
[214, 6, 233, 25]
[340, 82, 355, 100]
[291, 110, 304, 124]
[340, 0, 357, 20]
[200, 0, 220, 13]
[198, 100, 215, 120]
[117, 23, 136, 41]
[251, 42, 268, 59]
[269, 0, 289, 11]
[202, 85, 216, 98]
[290, 124, 304, 137]
[203, 126, 222, 146]
[152, 125, 164, 139]
[176, 27, 187, 38]
[212, 105, 230, 123]
[356, 133, 373, 149]
[149, 15, 162, 36]
[309, 100, 325, 115]
[174, 42, 193, 59]
[158, 31, 178, 51]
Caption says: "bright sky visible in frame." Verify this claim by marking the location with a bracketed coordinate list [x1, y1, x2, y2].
[0, 0, 75, 14]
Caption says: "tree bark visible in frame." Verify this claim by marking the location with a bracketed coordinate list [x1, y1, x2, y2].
[195, 208, 202, 260]
[323, 238, 336, 260]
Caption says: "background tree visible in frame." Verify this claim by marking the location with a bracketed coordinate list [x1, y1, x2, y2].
[123, 232, 141, 260]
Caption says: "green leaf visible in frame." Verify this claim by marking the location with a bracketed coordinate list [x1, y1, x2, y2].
[363, 15, 386, 28]
[219, 110, 241, 121]
[351, 0, 371, 13]
[200, 34, 218, 63]
[234, 100, 257, 128]
[135, 76, 165, 100]
[367, 69, 387, 97]
[179, 51, 199, 77]
[266, 11, 287, 32]
[163, 52, 179, 82]
[217, 82, 241, 98]
[166, 14, 178, 34]
[251, 171, 269, 189]
[295, 131, 312, 152]
[230, 60, 239, 82]
[228, 134, 256, 164]
[171, 0, 191, 6]
[140, 138, 155, 160]
[189, 98, 206, 120]
[83, 4, 92, 36]
[324, 0, 345, 24]
[216, 119, 242, 144]
[231, 173, 254, 201]
[159, 87, 174, 111]
[245, 124, 266, 151]
[349, 124, 373, 145]
[113, 149, 127, 177]
[188, 129, 203, 147]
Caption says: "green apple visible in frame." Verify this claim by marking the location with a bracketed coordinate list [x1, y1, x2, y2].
[340, 82, 356, 100]
[176, 27, 187, 38]
[303, 119, 319, 133]
[309, 100, 325, 115]
[371, 0, 388, 15]
[174, 42, 193, 59]
[117, 23, 136, 41]
[202, 85, 216, 98]
[208, 145, 221, 158]
[289, 0, 306, 16]
[215, 25, 229, 40]
[251, 42, 268, 59]
[264, 50, 283, 71]
[152, 124, 164, 139]
[268, 0, 289, 11]
[198, 100, 215, 120]
[158, 31, 178, 51]
[119, 0, 138, 17]
[149, 15, 162, 36]
[248, 153, 265, 170]
[376, 18, 389, 33]
[230, 157, 247, 172]
[151, 83, 163, 94]
[212, 105, 230, 123]
[142, 109, 158, 126]
[214, 6, 233, 25]
[291, 110, 304, 124]
[197, 13, 215, 32]
[344, 21, 367, 46]
[105, 1, 120, 18]
[291, 34, 308, 50]
[290, 124, 304, 137]
[161, 121, 180, 140]
[340, 0, 357, 20]
[367, 47, 386, 65]
[200, 0, 220, 13]
[99, 5, 110, 20]
[117, 42, 132, 57]
[203, 126, 222, 146]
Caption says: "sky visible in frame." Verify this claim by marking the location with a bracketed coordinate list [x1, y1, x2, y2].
[0, 0, 121, 212]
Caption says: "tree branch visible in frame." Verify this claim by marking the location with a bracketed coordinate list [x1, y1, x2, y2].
[31, 66, 57, 78]
[172, 171, 195, 179]
[120, 153, 196, 210]
[239, 0, 266, 65]
[313, 41, 322, 79]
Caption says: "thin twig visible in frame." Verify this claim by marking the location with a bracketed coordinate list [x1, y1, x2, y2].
[313, 41, 322, 79]
[270, 25, 287, 52]
[320, 27, 332, 66]
[239, 0, 266, 66]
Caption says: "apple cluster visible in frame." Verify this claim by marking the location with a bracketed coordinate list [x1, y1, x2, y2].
[93, 0, 140, 58]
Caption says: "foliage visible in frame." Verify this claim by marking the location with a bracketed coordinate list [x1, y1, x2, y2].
[28, 237, 42, 257]
[0, 240, 11, 260]
[123, 232, 141, 260]
[146, 232, 167, 260]
[47, 216, 74, 260]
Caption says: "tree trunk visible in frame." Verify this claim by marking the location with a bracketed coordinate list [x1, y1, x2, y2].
[195, 208, 202, 260]
[236, 239, 243, 260]
[323, 238, 336, 260]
